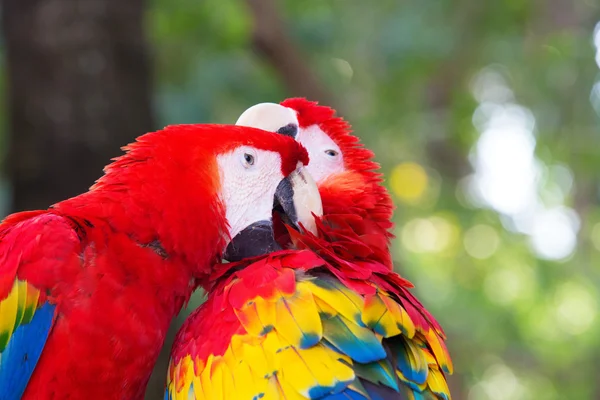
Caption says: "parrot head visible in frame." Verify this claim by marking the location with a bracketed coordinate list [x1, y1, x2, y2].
[236, 98, 394, 235]
[73, 123, 322, 277]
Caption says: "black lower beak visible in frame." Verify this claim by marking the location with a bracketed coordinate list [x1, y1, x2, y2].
[223, 220, 282, 262]
[222, 176, 297, 262]
[222, 169, 321, 262]
[274, 176, 299, 230]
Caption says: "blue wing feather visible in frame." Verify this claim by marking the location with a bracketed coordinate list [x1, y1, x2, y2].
[0, 302, 56, 400]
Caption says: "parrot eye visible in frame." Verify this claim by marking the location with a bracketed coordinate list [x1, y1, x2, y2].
[242, 152, 255, 167]
[325, 149, 339, 157]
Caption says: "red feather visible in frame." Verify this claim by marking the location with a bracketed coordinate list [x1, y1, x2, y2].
[0, 124, 308, 399]
[281, 98, 396, 269]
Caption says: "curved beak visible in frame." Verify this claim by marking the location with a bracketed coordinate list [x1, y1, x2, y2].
[223, 167, 322, 262]
[273, 167, 322, 236]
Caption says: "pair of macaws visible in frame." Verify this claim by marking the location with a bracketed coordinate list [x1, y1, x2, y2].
[0, 98, 452, 399]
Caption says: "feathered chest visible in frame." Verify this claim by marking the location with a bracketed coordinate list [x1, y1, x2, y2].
[167, 250, 452, 400]
[21, 231, 193, 399]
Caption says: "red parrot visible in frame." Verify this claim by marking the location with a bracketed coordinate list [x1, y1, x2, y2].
[236, 98, 395, 268]
[0, 124, 316, 399]
[166, 101, 452, 399]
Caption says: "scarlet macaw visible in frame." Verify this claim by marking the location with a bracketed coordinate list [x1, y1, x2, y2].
[236, 98, 395, 269]
[0, 124, 316, 399]
[166, 103, 452, 399]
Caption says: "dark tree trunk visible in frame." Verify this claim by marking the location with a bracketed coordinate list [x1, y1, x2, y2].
[2, 0, 154, 213]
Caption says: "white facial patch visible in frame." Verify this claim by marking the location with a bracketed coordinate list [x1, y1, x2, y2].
[235, 102, 345, 184]
[217, 147, 284, 241]
[296, 124, 345, 183]
[236, 103, 299, 134]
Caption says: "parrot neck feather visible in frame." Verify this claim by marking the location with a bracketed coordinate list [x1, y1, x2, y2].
[54, 128, 228, 285]
[280, 98, 395, 236]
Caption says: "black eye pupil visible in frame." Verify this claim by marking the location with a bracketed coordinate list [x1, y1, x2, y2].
[244, 153, 254, 165]
[326, 150, 338, 157]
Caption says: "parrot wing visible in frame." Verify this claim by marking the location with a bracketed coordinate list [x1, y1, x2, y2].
[166, 251, 452, 400]
[0, 210, 83, 399]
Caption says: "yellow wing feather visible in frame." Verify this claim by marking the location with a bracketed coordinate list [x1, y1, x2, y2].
[0, 279, 43, 353]
[0, 280, 20, 346]
[167, 272, 451, 400]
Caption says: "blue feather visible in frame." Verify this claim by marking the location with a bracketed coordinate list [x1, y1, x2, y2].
[388, 339, 428, 387]
[353, 360, 399, 392]
[322, 388, 368, 400]
[322, 315, 386, 364]
[308, 379, 350, 398]
[0, 302, 55, 400]
[362, 380, 409, 400]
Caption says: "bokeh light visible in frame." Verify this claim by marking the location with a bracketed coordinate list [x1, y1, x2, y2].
[592, 21, 600, 115]
[484, 262, 536, 306]
[331, 58, 354, 81]
[390, 162, 429, 204]
[529, 207, 579, 260]
[463, 224, 500, 259]
[468, 364, 524, 400]
[554, 281, 597, 336]
[401, 216, 455, 253]
[466, 67, 580, 261]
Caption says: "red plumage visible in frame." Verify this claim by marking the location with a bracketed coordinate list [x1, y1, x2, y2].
[166, 101, 452, 400]
[281, 98, 395, 269]
[168, 214, 451, 399]
[0, 124, 308, 399]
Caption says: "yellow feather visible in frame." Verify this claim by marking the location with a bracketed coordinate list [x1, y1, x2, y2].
[210, 359, 225, 400]
[229, 333, 247, 360]
[171, 359, 182, 399]
[221, 352, 237, 377]
[277, 345, 318, 397]
[286, 343, 355, 396]
[230, 359, 265, 400]
[200, 354, 216, 400]
[362, 293, 401, 337]
[275, 375, 307, 400]
[396, 369, 427, 391]
[174, 275, 450, 400]
[235, 301, 269, 337]
[216, 357, 235, 400]
[262, 376, 283, 400]
[304, 280, 364, 324]
[173, 356, 195, 400]
[262, 330, 287, 362]
[379, 293, 416, 338]
[255, 295, 277, 332]
[427, 366, 451, 400]
[22, 283, 40, 325]
[313, 296, 338, 317]
[274, 283, 322, 349]
[425, 329, 453, 374]
[241, 335, 276, 380]
[191, 374, 205, 400]
[336, 351, 352, 366]
[14, 280, 28, 330]
[313, 343, 355, 384]
[0, 280, 19, 345]
[421, 348, 437, 366]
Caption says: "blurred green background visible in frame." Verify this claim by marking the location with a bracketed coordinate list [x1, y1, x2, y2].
[1, 0, 599, 399]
